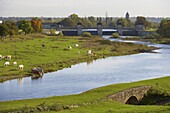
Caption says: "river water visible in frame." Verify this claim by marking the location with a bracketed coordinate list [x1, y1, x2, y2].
[0, 36, 170, 101]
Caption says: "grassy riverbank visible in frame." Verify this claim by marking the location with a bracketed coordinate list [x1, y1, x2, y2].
[0, 34, 156, 82]
[0, 76, 169, 113]
[122, 37, 170, 44]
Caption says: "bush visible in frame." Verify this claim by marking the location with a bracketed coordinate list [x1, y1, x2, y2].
[97, 39, 112, 45]
[144, 33, 161, 39]
[82, 32, 91, 37]
[58, 32, 64, 36]
[50, 29, 56, 35]
[110, 33, 120, 38]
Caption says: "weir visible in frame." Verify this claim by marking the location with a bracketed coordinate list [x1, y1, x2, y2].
[53, 22, 155, 36]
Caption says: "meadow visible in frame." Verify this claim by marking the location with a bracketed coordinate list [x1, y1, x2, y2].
[0, 34, 169, 113]
[0, 34, 155, 82]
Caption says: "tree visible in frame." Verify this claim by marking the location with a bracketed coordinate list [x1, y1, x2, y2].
[108, 21, 117, 27]
[31, 20, 42, 33]
[0, 24, 9, 39]
[60, 18, 76, 27]
[18, 20, 33, 35]
[158, 19, 170, 38]
[6, 22, 18, 39]
[157, 19, 169, 35]
[135, 16, 148, 28]
[117, 18, 128, 27]
[69, 14, 79, 19]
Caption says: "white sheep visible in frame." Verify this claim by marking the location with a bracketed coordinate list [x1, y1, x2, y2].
[13, 62, 17, 65]
[87, 50, 92, 55]
[0, 55, 2, 59]
[78, 51, 80, 54]
[18, 65, 24, 70]
[68, 46, 72, 49]
[5, 55, 11, 60]
[4, 62, 10, 66]
[74, 44, 79, 48]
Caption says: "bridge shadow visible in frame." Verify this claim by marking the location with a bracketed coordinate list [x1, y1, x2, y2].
[125, 96, 138, 105]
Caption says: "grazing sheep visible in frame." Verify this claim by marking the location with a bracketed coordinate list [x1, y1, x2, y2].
[74, 44, 79, 48]
[68, 46, 72, 49]
[87, 50, 93, 55]
[78, 51, 80, 54]
[13, 62, 17, 65]
[5, 55, 11, 60]
[4, 62, 10, 66]
[0, 55, 2, 59]
[18, 65, 24, 70]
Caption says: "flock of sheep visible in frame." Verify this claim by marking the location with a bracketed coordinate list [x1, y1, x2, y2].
[0, 55, 24, 70]
[1, 44, 93, 74]
[68, 44, 93, 55]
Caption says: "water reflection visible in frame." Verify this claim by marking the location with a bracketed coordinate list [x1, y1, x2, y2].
[87, 60, 93, 66]
[18, 78, 23, 84]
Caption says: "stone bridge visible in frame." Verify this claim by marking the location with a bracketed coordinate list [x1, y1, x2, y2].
[107, 86, 152, 105]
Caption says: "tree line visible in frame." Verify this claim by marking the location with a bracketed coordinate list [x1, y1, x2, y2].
[0, 14, 169, 38]
[0, 18, 43, 39]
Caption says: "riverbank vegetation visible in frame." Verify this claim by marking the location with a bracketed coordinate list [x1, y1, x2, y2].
[0, 34, 156, 82]
[122, 34, 170, 44]
[0, 75, 169, 113]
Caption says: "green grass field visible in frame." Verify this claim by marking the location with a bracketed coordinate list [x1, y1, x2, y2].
[1, 34, 168, 113]
[0, 76, 169, 113]
[0, 34, 155, 82]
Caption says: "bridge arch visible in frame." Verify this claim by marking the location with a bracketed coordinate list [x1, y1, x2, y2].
[107, 86, 152, 104]
[125, 96, 138, 105]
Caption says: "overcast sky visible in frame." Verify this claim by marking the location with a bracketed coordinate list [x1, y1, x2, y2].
[0, 0, 170, 17]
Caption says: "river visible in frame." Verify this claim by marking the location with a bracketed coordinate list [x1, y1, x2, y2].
[0, 36, 170, 101]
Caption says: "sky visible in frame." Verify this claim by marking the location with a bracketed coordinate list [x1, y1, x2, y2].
[0, 0, 170, 17]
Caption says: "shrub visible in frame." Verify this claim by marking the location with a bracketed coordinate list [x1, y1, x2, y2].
[144, 33, 161, 39]
[97, 39, 112, 45]
[58, 32, 64, 36]
[110, 33, 120, 38]
[82, 32, 91, 37]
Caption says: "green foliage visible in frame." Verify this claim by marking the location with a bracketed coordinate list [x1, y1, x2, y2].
[135, 16, 149, 27]
[97, 39, 112, 45]
[0, 24, 9, 38]
[58, 32, 64, 36]
[82, 32, 91, 37]
[108, 21, 117, 27]
[18, 20, 33, 35]
[144, 33, 161, 39]
[60, 18, 76, 27]
[117, 18, 128, 27]
[50, 29, 56, 34]
[158, 19, 170, 38]
[5, 22, 18, 39]
[110, 33, 120, 38]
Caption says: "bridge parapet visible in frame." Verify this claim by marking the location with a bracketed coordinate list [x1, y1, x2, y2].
[107, 86, 152, 105]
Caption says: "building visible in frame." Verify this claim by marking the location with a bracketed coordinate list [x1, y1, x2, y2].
[126, 12, 130, 19]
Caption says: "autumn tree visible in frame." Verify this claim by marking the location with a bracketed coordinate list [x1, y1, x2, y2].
[31, 20, 43, 33]
[18, 20, 33, 35]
